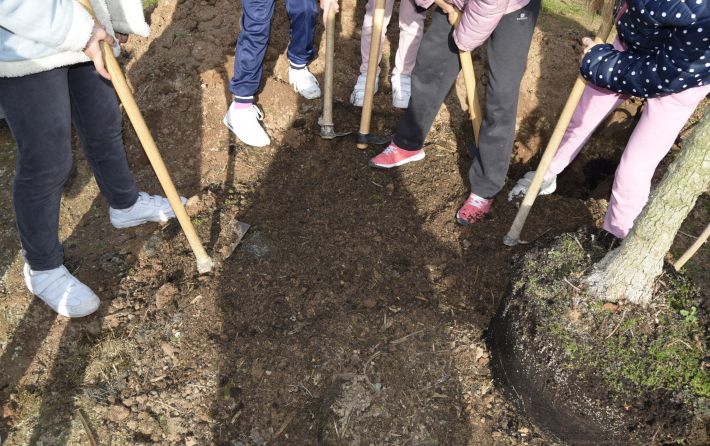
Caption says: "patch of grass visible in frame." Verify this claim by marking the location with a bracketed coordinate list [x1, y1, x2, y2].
[542, 0, 590, 20]
[143, 0, 159, 8]
[521, 234, 710, 415]
[84, 336, 134, 385]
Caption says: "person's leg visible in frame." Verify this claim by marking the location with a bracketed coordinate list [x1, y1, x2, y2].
[358, 0, 397, 75]
[229, 0, 275, 102]
[547, 38, 629, 176]
[0, 68, 73, 271]
[603, 84, 710, 238]
[67, 63, 139, 210]
[393, 0, 425, 76]
[546, 84, 626, 175]
[467, 0, 541, 199]
[285, 0, 319, 67]
[392, 8, 461, 150]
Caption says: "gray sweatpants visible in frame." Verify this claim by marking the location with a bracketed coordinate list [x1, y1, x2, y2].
[0, 63, 139, 270]
[393, 0, 540, 198]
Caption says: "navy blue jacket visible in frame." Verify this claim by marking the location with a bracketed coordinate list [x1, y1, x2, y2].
[581, 0, 709, 98]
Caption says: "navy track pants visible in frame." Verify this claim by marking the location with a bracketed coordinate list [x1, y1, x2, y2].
[230, 0, 318, 101]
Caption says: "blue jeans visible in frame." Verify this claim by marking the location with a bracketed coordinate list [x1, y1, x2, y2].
[0, 63, 139, 270]
[230, 0, 318, 101]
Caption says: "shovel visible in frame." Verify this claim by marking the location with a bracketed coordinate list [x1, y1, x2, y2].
[450, 9, 482, 145]
[503, 1, 615, 247]
[319, 6, 350, 139]
[78, 0, 214, 273]
[356, 0, 391, 149]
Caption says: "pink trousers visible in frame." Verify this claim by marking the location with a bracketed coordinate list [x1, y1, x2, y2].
[548, 75, 710, 238]
[359, 0, 426, 76]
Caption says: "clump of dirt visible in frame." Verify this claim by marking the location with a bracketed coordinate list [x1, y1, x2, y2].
[490, 230, 710, 445]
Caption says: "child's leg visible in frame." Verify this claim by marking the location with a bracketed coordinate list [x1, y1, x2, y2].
[548, 37, 629, 176]
[468, 0, 541, 198]
[392, 8, 461, 150]
[547, 84, 626, 176]
[285, 0, 319, 67]
[603, 84, 710, 238]
[68, 63, 140, 210]
[0, 68, 73, 271]
[393, 0, 425, 76]
[358, 0, 396, 75]
[229, 0, 276, 101]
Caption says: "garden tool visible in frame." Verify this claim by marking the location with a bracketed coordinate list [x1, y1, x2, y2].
[504, 1, 616, 247]
[78, 0, 214, 273]
[356, 0, 390, 149]
[319, 5, 350, 139]
[451, 9, 482, 145]
[674, 222, 710, 271]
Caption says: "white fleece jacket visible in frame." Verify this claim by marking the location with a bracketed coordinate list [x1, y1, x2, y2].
[0, 0, 149, 78]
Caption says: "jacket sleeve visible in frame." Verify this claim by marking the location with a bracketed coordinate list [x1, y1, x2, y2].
[452, 0, 508, 52]
[0, 0, 94, 52]
[105, 0, 150, 37]
[580, 42, 709, 98]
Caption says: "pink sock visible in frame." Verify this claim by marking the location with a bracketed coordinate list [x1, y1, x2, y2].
[232, 101, 252, 110]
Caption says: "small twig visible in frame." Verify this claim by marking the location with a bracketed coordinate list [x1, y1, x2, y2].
[270, 411, 296, 443]
[390, 329, 425, 345]
[77, 409, 98, 446]
[605, 310, 627, 340]
[563, 278, 581, 292]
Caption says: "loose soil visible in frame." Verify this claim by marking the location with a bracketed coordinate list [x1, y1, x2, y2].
[0, 1, 708, 445]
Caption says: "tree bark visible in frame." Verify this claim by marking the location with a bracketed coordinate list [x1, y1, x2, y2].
[586, 109, 710, 306]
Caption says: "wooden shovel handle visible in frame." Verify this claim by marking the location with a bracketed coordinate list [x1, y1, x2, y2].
[77, 0, 214, 273]
[357, 0, 387, 149]
[504, 2, 616, 245]
[450, 8, 482, 146]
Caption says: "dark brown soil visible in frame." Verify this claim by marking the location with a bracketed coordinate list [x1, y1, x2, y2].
[0, 1, 708, 445]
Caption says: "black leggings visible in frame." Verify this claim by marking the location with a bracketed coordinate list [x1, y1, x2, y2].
[0, 63, 139, 270]
[393, 0, 541, 198]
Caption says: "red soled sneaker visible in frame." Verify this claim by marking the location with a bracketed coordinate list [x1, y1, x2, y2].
[368, 143, 425, 169]
[456, 193, 493, 225]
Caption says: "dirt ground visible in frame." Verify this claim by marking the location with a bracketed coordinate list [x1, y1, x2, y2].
[1, 0, 708, 445]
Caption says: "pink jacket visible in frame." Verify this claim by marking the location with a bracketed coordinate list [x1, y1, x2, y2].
[416, 0, 530, 51]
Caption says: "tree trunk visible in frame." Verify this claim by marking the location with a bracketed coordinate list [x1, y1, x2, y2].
[586, 108, 710, 305]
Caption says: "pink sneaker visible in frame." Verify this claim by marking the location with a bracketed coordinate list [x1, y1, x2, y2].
[368, 143, 425, 169]
[456, 193, 493, 225]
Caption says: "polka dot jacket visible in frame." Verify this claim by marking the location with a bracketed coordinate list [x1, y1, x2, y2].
[580, 0, 709, 98]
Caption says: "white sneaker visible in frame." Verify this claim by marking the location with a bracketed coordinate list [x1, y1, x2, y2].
[110, 192, 186, 228]
[350, 73, 379, 107]
[288, 67, 321, 99]
[223, 103, 271, 147]
[24, 264, 100, 318]
[391, 74, 411, 109]
[508, 171, 557, 201]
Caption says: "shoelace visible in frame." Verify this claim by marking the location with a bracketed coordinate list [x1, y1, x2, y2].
[383, 145, 399, 155]
[251, 104, 264, 121]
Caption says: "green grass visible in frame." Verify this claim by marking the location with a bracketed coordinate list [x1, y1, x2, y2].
[144, 0, 159, 8]
[519, 234, 710, 415]
[542, 0, 590, 19]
